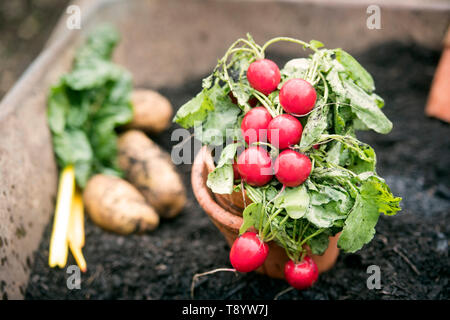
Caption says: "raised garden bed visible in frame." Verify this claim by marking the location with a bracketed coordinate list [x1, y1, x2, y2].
[0, 0, 448, 299]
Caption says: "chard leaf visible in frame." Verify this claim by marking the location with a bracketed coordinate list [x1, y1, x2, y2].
[206, 164, 234, 194]
[74, 24, 119, 63]
[64, 60, 126, 90]
[47, 25, 134, 187]
[74, 161, 92, 189]
[53, 129, 93, 166]
[47, 83, 69, 134]
[173, 89, 214, 128]
[335, 48, 375, 92]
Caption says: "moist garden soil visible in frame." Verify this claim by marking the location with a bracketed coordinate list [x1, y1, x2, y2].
[25, 41, 449, 300]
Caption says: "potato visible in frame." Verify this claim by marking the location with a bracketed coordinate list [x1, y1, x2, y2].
[83, 174, 159, 234]
[118, 130, 186, 218]
[127, 89, 173, 134]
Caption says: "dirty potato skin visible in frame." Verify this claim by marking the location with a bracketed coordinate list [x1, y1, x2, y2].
[127, 89, 173, 134]
[118, 130, 187, 218]
[83, 174, 159, 234]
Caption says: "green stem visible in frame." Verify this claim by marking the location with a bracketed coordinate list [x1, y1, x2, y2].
[228, 48, 256, 55]
[299, 228, 326, 246]
[299, 221, 310, 243]
[252, 90, 277, 117]
[220, 39, 260, 103]
[262, 208, 283, 239]
[261, 37, 318, 55]
[258, 190, 266, 233]
[265, 214, 289, 242]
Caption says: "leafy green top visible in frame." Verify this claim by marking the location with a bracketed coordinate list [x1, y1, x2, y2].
[47, 25, 133, 188]
[174, 35, 401, 260]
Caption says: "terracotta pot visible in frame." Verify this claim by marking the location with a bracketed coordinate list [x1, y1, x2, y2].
[203, 155, 251, 216]
[191, 146, 340, 279]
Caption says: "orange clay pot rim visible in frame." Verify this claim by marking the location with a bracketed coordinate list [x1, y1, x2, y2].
[191, 146, 243, 231]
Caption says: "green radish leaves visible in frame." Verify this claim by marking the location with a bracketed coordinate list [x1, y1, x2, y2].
[206, 143, 240, 194]
[299, 105, 330, 148]
[334, 48, 375, 93]
[206, 164, 234, 195]
[172, 35, 401, 258]
[275, 185, 310, 219]
[342, 79, 393, 134]
[338, 174, 401, 252]
[174, 90, 215, 129]
[239, 203, 263, 234]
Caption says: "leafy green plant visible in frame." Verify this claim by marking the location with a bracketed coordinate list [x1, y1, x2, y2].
[47, 25, 133, 188]
[174, 35, 401, 262]
[47, 25, 132, 270]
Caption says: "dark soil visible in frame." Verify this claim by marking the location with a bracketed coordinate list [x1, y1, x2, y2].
[25, 42, 449, 300]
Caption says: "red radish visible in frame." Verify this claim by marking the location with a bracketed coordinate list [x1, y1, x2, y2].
[279, 78, 317, 115]
[241, 107, 272, 144]
[267, 114, 303, 150]
[232, 161, 241, 181]
[237, 146, 273, 186]
[247, 59, 281, 95]
[313, 144, 319, 150]
[284, 256, 318, 290]
[230, 232, 269, 272]
[274, 150, 312, 187]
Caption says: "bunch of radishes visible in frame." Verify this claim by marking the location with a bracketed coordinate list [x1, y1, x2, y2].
[231, 58, 319, 290]
[176, 35, 401, 296]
